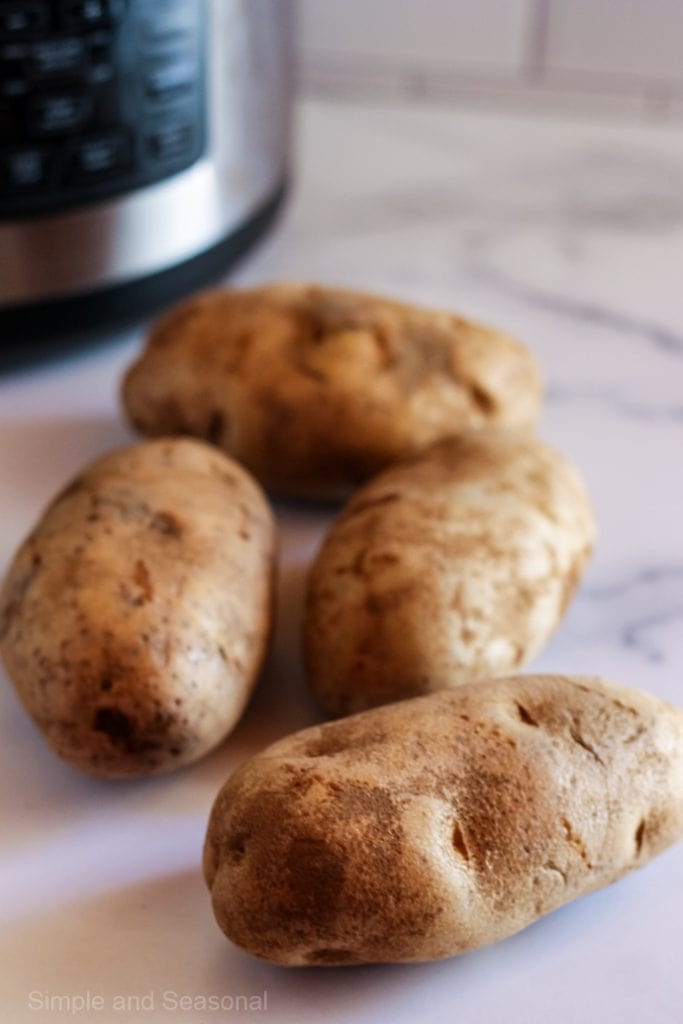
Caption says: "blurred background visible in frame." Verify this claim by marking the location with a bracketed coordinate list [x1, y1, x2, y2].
[298, 0, 683, 121]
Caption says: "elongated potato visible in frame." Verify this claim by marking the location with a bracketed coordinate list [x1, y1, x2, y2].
[305, 430, 596, 715]
[204, 674, 683, 966]
[122, 283, 542, 499]
[0, 439, 275, 778]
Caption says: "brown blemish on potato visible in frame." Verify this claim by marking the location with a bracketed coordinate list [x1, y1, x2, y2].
[227, 831, 251, 863]
[634, 818, 646, 855]
[93, 706, 134, 745]
[284, 836, 346, 925]
[452, 821, 470, 861]
[568, 717, 604, 766]
[307, 947, 357, 964]
[206, 410, 226, 445]
[341, 491, 401, 521]
[561, 817, 592, 869]
[149, 510, 183, 537]
[469, 383, 496, 415]
[364, 585, 416, 616]
[133, 560, 153, 603]
[91, 705, 164, 757]
[516, 702, 539, 727]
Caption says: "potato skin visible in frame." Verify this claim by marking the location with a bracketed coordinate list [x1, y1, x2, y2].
[203, 675, 683, 966]
[304, 430, 596, 715]
[122, 283, 542, 499]
[0, 439, 275, 778]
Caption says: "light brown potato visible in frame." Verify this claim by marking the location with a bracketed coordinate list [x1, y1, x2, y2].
[305, 430, 596, 715]
[122, 283, 542, 499]
[204, 674, 683, 966]
[0, 438, 275, 779]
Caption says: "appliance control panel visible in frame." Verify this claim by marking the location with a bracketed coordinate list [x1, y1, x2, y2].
[0, 0, 206, 218]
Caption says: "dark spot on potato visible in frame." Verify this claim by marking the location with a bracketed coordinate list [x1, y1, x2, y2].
[342, 491, 401, 521]
[93, 706, 133, 744]
[206, 410, 226, 445]
[92, 706, 160, 756]
[469, 384, 495, 415]
[296, 359, 326, 383]
[100, 677, 113, 692]
[170, 746, 182, 757]
[149, 511, 183, 537]
[635, 818, 646, 855]
[365, 583, 418, 615]
[284, 836, 346, 926]
[307, 948, 357, 965]
[228, 831, 251, 863]
[452, 821, 470, 861]
[516, 702, 539, 727]
[369, 551, 400, 567]
[133, 560, 153, 603]
[568, 718, 604, 765]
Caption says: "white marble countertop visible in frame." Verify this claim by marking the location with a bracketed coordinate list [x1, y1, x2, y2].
[1, 98, 682, 1024]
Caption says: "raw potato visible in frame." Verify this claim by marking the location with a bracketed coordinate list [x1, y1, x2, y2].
[0, 439, 275, 779]
[122, 283, 542, 499]
[204, 674, 683, 966]
[305, 430, 596, 715]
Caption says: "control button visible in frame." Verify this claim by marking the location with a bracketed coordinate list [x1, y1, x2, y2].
[88, 28, 114, 82]
[144, 57, 197, 101]
[89, 61, 113, 84]
[1, 78, 28, 97]
[0, 3, 49, 39]
[26, 92, 92, 135]
[61, 0, 125, 29]
[146, 120, 193, 161]
[0, 40, 28, 92]
[29, 36, 86, 77]
[1, 146, 50, 190]
[139, 0, 197, 45]
[1, 40, 29, 60]
[66, 132, 131, 181]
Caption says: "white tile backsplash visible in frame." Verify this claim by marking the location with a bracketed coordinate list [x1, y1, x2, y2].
[544, 0, 683, 82]
[297, 0, 683, 120]
[299, 0, 533, 73]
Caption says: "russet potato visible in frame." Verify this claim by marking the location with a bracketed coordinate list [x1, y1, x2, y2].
[0, 438, 275, 778]
[204, 675, 683, 966]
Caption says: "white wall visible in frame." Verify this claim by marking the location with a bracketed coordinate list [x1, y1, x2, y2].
[297, 0, 683, 120]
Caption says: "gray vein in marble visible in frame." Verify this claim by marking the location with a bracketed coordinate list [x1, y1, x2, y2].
[586, 566, 683, 599]
[469, 262, 683, 355]
[546, 385, 683, 422]
[583, 566, 683, 665]
[621, 609, 683, 664]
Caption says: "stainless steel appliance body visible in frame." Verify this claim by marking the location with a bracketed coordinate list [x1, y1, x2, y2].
[0, 0, 293, 339]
